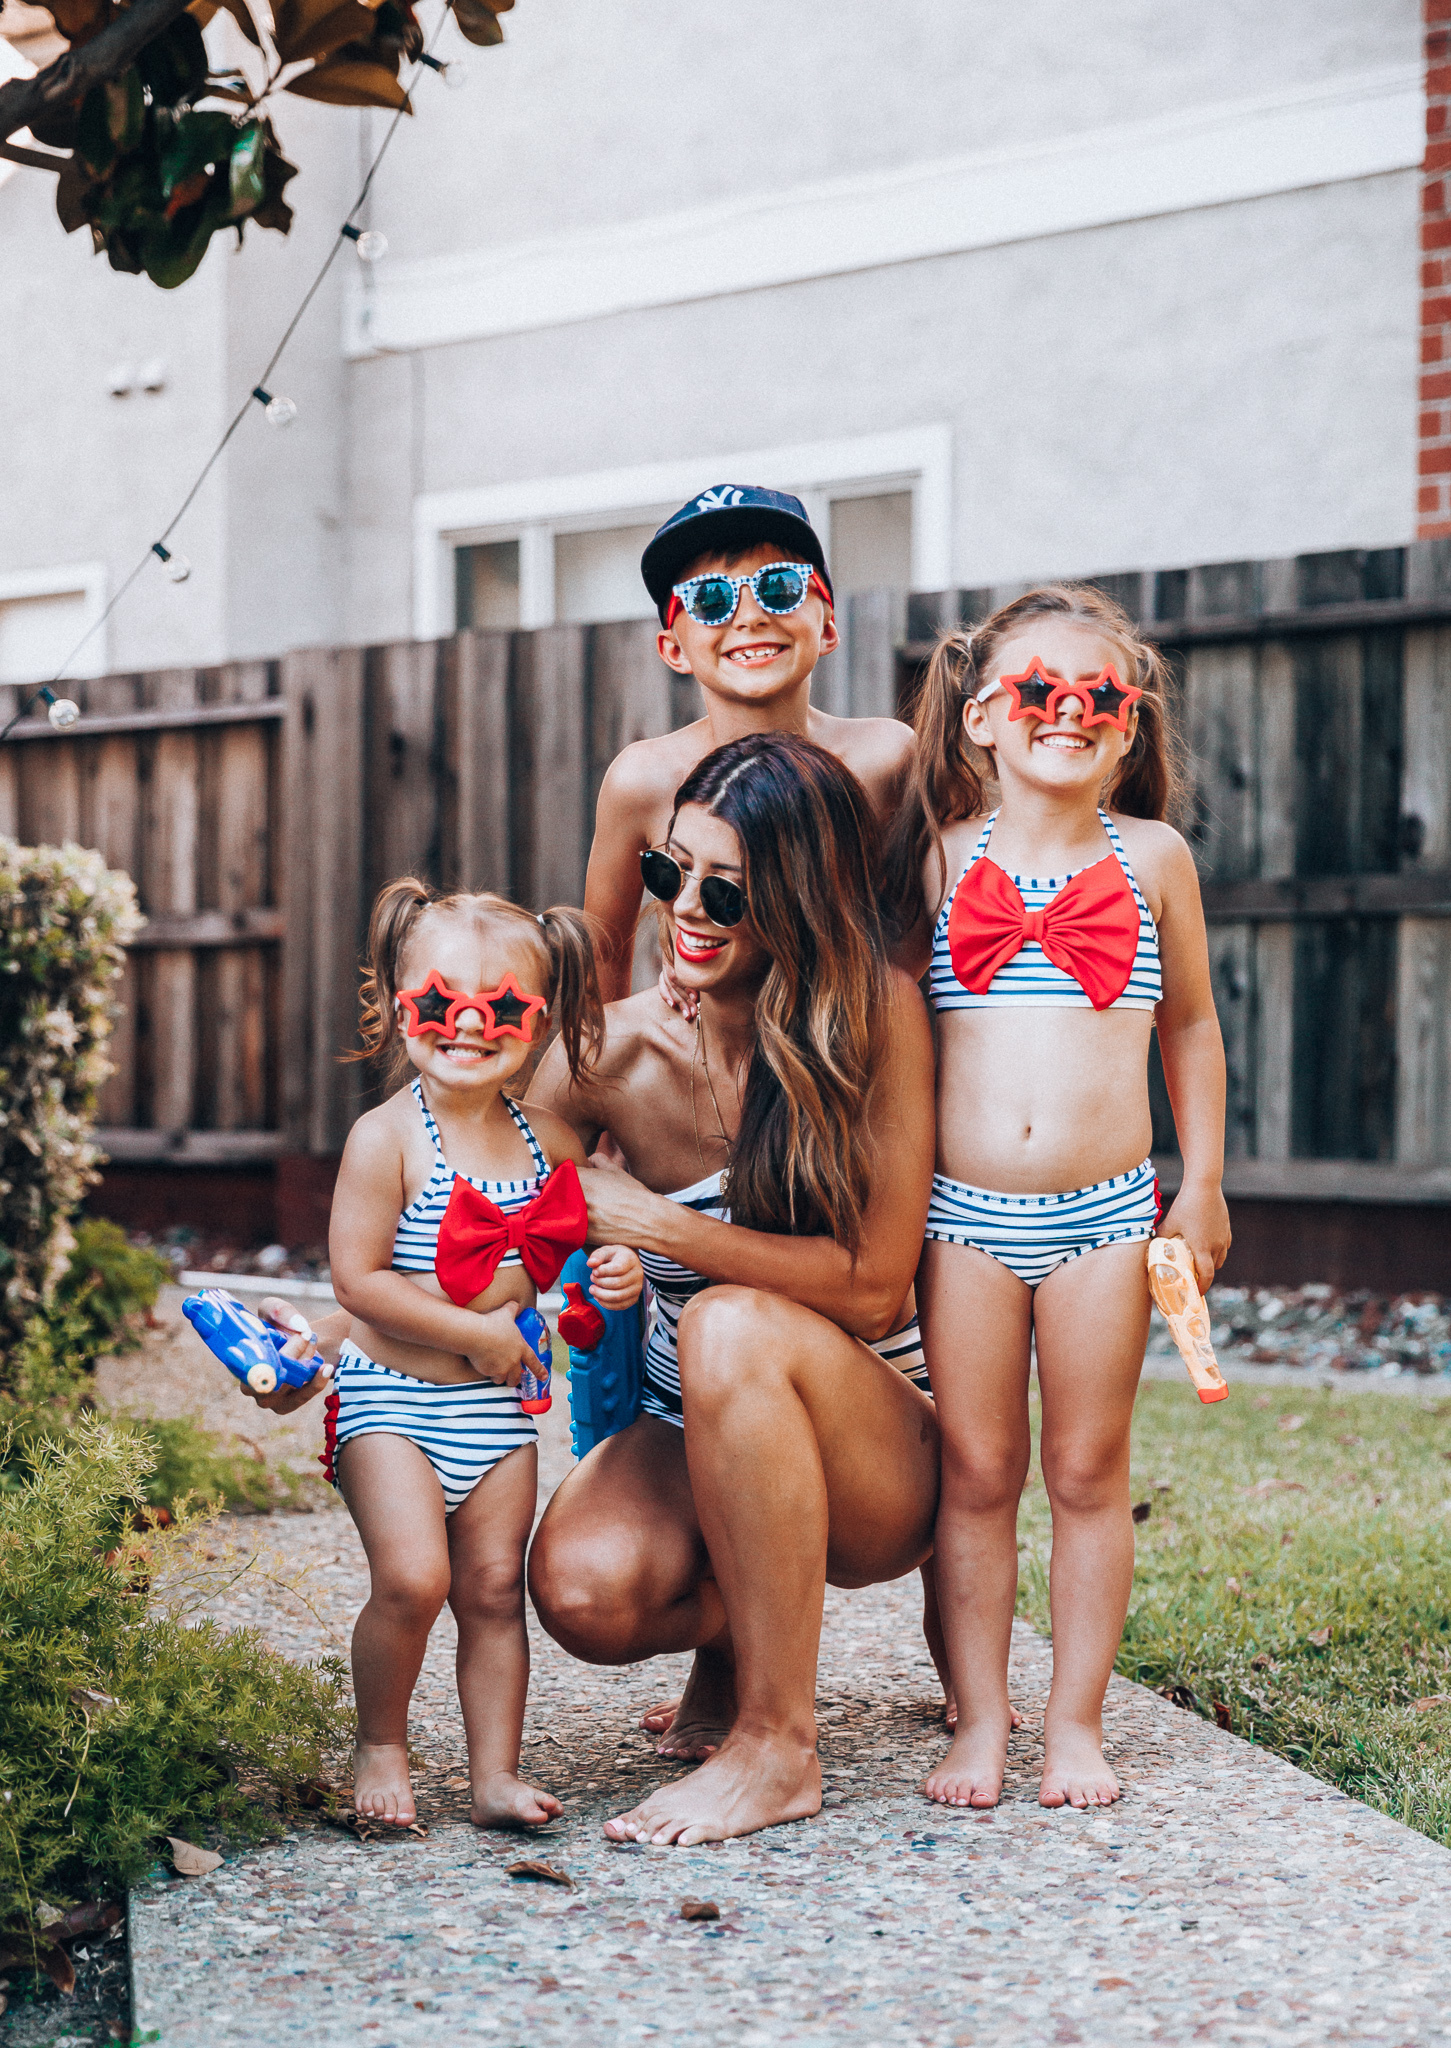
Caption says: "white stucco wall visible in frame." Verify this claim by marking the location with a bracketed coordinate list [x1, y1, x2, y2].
[0, 0, 1429, 672]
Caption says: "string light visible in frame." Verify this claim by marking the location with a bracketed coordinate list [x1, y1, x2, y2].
[0, 5, 452, 747]
[252, 385, 298, 428]
[150, 542, 192, 584]
[341, 223, 387, 262]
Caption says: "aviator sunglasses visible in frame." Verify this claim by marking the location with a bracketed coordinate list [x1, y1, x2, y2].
[640, 848, 747, 929]
[666, 561, 831, 630]
[976, 657, 1143, 732]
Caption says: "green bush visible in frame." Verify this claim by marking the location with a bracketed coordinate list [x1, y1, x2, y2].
[55, 1218, 169, 1362]
[0, 1416, 346, 1948]
[0, 839, 142, 1377]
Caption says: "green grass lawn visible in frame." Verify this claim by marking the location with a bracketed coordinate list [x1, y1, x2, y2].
[1014, 1377, 1451, 1844]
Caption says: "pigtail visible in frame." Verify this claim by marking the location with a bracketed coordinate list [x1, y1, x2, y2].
[881, 629, 990, 941]
[348, 874, 437, 1081]
[1102, 640, 1185, 823]
[538, 905, 605, 1083]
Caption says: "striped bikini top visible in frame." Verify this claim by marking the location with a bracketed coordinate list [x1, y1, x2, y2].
[638, 1169, 728, 1382]
[929, 809, 1161, 1014]
[392, 1078, 549, 1272]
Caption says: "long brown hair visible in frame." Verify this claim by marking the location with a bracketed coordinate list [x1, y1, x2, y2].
[884, 583, 1185, 933]
[350, 880, 604, 1087]
[670, 733, 889, 1256]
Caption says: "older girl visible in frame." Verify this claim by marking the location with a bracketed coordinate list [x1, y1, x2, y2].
[891, 585, 1230, 1812]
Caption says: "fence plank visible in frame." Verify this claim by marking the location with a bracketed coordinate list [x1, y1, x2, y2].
[280, 655, 315, 1152]
[140, 717, 200, 1132]
[18, 737, 81, 847]
[515, 626, 588, 911]
[1208, 921, 1254, 1157]
[0, 688, 18, 837]
[1293, 635, 1363, 877]
[1183, 642, 1258, 881]
[1395, 917, 1451, 1164]
[1253, 922, 1294, 1159]
[447, 630, 511, 895]
[81, 734, 143, 1130]
[1403, 627, 1451, 867]
[199, 720, 272, 1130]
[1291, 918, 1397, 1160]
[366, 639, 440, 900]
[305, 648, 366, 1152]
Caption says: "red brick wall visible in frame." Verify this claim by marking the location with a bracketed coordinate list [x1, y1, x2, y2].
[1421, 0, 1451, 534]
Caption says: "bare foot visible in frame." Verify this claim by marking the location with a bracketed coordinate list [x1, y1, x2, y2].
[471, 1769, 563, 1831]
[352, 1740, 415, 1826]
[922, 1715, 1011, 1808]
[1039, 1722, 1121, 1809]
[639, 1649, 736, 1759]
[604, 1729, 821, 1847]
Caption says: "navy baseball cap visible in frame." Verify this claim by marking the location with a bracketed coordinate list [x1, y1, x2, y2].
[640, 485, 833, 622]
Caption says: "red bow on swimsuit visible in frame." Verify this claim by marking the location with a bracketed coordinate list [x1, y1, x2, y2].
[435, 1160, 588, 1305]
[947, 855, 1141, 1012]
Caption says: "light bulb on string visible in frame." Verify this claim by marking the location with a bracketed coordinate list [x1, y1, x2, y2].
[151, 542, 191, 584]
[252, 385, 298, 428]
[43, 690, 80, 729]
[442, 60, 467, 89]
[341, 223, 387, 263]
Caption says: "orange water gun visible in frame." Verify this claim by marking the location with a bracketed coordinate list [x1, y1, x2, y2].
[1146, 1236, 1228, 1404]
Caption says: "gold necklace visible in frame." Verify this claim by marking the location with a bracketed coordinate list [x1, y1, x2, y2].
[691, 1010, 732, 1169]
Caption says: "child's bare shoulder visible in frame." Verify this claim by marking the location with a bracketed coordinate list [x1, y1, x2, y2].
[1109, 813, 1198, 902]
[807, 709, 915, 803]
[340, 1087, 414, 1167]
[598, 722, 714, 819]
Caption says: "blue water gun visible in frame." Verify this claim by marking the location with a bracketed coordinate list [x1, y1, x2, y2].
[559, 1250, 644, 1458]
[182, 1288, 322, 1395]
[515, 1305, 553, 1415]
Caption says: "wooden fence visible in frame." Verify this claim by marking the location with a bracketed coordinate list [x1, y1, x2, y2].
[2, 543, 1450, 1226]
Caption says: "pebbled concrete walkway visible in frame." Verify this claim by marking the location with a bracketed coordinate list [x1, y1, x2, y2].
[130, 1405, 1451, 2047]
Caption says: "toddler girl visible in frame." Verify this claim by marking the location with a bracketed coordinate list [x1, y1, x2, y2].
[324, 879, 643, 1830]
[891, 586, 1229, 1811]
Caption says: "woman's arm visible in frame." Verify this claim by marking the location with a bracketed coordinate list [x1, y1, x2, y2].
[576, 975, 936, 1340]
[329, 1112, 535, 1378]
[1152, 833, 1231, 1291]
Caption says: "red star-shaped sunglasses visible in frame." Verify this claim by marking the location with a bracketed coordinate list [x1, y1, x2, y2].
[976, 657, 1142, 732]
[396, 969, 548, 1043]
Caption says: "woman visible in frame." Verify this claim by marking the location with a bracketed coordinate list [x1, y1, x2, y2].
[525, 732, 938, 1847]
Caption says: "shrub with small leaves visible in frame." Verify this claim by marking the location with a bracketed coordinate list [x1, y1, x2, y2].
[0, 838, 142, 1381]
[0, 1415, 346, 1949]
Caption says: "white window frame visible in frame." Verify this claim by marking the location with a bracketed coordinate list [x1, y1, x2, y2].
[0, 562, 109, 682]
[413, 425, 952, 637]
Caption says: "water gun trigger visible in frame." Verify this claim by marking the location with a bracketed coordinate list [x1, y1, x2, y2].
[515, 1305, 553, 1415]
[557, 1280, 605, 1351]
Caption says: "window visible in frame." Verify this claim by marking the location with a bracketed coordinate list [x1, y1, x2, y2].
[829, 492, 913, 599]
[455, 540, 520, 630]
[0, 567, 107, 684]
[554, 524, 658, 624]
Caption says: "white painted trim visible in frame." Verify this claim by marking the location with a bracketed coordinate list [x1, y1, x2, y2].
[0, 561, 109, 679]
[412, 425, 952, 637]
[350, 62, 1423, 358]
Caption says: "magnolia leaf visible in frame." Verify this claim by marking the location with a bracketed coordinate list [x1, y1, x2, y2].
[45, 0, 112, 47]
[272, 0, 376, 64]
[55, 153, 95, 232]
[284, 51, 409, 106]
[159, 108, 235, 199]
[137, 13, 209, 106]
[251, 137, 297, 230]
[188, 0, 220, 22]
[31, 101, 83, 150]
[74, 82, 117, 176]
[228, 121, 266, 217]
[36, 1943, 75, 1996]
[505, 1859, 574, 1888]
[450, 0, 502, 44]
[211, 0, 263, 44]
[168, 1837, 223, 1876]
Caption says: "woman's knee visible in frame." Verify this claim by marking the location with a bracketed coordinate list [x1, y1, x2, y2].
[528, 1513, 665, 1662]
[677, 1286, 786, 1401]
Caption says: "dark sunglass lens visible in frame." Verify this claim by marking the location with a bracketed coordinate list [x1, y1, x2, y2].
[640, 850, 684, 902]
[1014, 676, 1055, 714]
[754, 566, 808, 613]
[699, 875, 746, 928]
[688, 578, 737, 626]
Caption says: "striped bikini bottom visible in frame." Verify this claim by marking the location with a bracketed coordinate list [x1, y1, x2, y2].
[321, 1342, 538, 1514]
[640, 1310, 935, 1426]
[924, 1157, 1160, 1289]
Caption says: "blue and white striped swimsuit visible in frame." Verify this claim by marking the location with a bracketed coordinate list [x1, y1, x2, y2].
[327, 1081, 545, 1511]
[925, 809, 1162, 1286]
[639, 1171, 934, 1423]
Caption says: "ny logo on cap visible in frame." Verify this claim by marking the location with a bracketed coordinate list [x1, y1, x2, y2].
[693, 487, 745, 512]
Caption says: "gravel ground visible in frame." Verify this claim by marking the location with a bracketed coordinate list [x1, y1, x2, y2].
[124, 1397, 1451, 2048]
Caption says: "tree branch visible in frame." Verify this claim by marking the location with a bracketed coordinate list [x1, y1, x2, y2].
[0, 140, 69, 169]
[0, 0, 193, 142]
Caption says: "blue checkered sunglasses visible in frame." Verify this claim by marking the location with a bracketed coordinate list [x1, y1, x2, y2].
[667, 561, 830, 629]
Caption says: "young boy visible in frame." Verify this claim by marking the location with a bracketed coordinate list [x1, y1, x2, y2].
[585, 485, 915, 1001]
